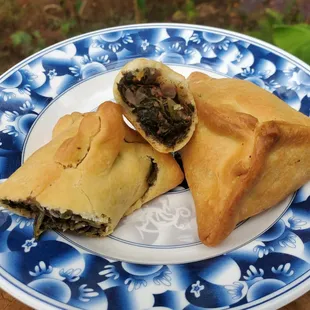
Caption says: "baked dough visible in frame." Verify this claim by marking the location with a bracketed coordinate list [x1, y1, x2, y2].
[0, 102, 183, 238]
[114, 58, 197, 153]
[182, 72, 310, 246]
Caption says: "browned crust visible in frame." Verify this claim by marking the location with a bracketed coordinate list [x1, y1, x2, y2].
[123, 120, 147, 144]
[0, 101, 184, 235]
[182, 72, 310, 246]
[197, 122, 280, 246]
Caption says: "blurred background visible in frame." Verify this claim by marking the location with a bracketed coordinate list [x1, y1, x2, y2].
[1, 0, 310, 74]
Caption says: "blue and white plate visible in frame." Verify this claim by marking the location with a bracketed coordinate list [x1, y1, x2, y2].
[0, 23, 309, 310]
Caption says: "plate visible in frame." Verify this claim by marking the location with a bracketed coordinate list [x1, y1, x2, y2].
[0, 23, 309, 310]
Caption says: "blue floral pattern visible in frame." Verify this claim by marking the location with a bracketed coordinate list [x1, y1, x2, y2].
[0, 24, 309, 309]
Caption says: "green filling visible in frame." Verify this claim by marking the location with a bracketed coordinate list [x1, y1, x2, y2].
[1, 156, 159, 239]
[2, 199, 108, 239]
[117, 67, 194, 148]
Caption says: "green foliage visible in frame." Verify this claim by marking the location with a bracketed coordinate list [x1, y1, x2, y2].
[11, 31, 32, 47]
[75, 0, 83, 12]
[134, 0, 146, 23]
[273, 24, 310, 50]
[247, 9, 310, 64]
[247, 8, 283, 43]
[185, 0, 196, 22]
[137, 0, 146, 11]
[61, 19, 77, 35]
[33, 30, 46, 50]
[10, 30, 47, 55]
[274, 24, 310, 63]
[265, 8, 283, 24]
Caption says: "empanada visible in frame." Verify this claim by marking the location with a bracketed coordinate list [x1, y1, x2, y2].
[182, 72, 310, 246]
[113, 58, 197, 153]
[0, 102, 183, 238]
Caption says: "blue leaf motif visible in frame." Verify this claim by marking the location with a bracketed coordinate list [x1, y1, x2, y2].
[241, 67, 257, 78]
[243, 265, 264, 281]
[189, 33, 201, 44]
[202, 42, 215, 53]
[59, 268, 82, 282]
[69, 66, 81, 77]
[99, 264, 119, 280]
[124, 277, 147, 292]
[217, 39, 230, 50]
[278, 232, 297, 248]
[0, 90, 16, 102]
[170, 42, 182, 53]
[81, 55, 92, 65]
[97, 55, 110, 64]
[153, 269, 172, 286]
[4, 111, 19, 122]
[29, 261, 53, 277]
[225, 281, 244, 300]
[265, 79, 281, 92]
[288, 216, 307, 230]
[16, 217, 32, 229]
[19, 100, 35, 113]
[1, 125, 19, 137]
[78, 284, 99, 302]
[18, 84, 31, 96]
[122, 34, 133, 44]
[91, 37, 105, 49]
[271, 263, 294, 277]
[257, 69, 272, 80]
[253, 245, 275, 258]
[108, 43, 122, 53]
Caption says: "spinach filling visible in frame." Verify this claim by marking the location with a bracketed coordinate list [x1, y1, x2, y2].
[1, 157, 159, 239]
[173, 152, 188, 189]
[148, 159, 158, 187]
[117, 67, 194, 148]
[2, 199, 109, 239]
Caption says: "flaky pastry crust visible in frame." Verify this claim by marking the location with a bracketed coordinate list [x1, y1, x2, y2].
[182, 72, 310, 246]
[0, 102, 183, 237]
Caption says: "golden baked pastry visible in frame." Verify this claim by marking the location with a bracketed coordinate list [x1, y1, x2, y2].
[113, 58, 198, 153]
[0, 102, 183, 238]
[182, 72, 310, 246]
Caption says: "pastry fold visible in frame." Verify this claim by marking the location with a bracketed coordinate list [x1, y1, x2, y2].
[113, 58, 197, 153]
[0, 102, 183, 238]
[182, 72, 310, 246]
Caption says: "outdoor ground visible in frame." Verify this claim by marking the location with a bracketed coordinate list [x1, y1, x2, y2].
[1, 0, 310, 74]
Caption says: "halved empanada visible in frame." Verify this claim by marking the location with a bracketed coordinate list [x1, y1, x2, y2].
[0, 102, 183, 238]
[113, 58, 197, 153]
[182, 72, 310, 246]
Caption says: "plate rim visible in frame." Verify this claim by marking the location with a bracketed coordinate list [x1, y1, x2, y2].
[2, 22, 310, 82]
[0, 22, 309, 310]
